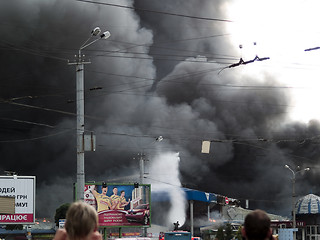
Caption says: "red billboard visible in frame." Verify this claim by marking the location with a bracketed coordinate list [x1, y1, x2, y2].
[84, 183, 151, 227]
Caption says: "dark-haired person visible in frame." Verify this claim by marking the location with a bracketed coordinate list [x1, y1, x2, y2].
[242, 209, 273, 240]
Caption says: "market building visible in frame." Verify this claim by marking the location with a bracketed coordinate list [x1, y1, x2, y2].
[296, 194, 320, 240]
[270, 193, 320, 240]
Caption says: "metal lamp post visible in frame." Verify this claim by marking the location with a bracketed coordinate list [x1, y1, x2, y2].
[69, 27, 110, 201]
[284, 164, 310, 240]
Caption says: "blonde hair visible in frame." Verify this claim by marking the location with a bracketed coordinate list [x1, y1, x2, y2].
[65, 201, 98, 240]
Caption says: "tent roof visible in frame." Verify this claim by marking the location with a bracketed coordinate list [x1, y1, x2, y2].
[296, 194, 320, 214]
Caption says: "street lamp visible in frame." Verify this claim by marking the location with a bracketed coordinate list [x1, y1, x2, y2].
[284, 164, 310, 240]
[69, 27, 110, 201]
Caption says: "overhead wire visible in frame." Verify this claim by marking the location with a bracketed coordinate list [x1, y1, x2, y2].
[86, 33, 236, 61]
[0, 57, 300, 134]
[0, 117, 55, 129]
[0, 40, 69, 62]
[0, 45, 312, 123]
[2, 2, 319, 211]
[1, 63, 300, 110]
[75, 0, 233, 23]
[2, 108, 320, 149]
[3, 27, 320, 75]
[86, 68, 300, 91]
[2, 12, 320, 73]
[1, 8, 319, 147]
[0, 129, 73, 143]
[93, 51, 232, 65]
[0, 81, 297, 131]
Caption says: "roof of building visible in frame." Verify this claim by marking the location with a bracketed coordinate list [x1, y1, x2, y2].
[200, 206, 288, 232]
[296, 194, 320, 214]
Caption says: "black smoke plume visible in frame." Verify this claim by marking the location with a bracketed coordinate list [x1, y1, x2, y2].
[0, 0, 319, 221]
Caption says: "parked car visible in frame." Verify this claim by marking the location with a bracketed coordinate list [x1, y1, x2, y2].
[125, 204, 150, 225]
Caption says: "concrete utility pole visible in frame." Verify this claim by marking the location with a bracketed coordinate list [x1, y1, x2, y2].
[292, 175, 296, 237]
[69, 27, 110, 201]
[139, 153, 144, 185]
[284, 165, 310, 240]
[137, 152, 149, 237]
[75, 49, 90, 201]
[138, 152, 147, 237]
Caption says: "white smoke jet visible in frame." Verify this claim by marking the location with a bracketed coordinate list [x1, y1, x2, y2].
[149, 151, 187, 227]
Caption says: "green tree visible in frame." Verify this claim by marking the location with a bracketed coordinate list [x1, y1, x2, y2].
[216, 226, 225, 240]
[225, 223, 234, 240]
[235, 226, 243, 240]
[54, 203, 71, 226]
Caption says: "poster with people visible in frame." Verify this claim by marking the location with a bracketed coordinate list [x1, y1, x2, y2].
[84, 183, 151, 227]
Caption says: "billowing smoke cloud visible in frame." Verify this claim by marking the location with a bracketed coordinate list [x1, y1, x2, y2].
[149, 152, 187, 227]
[1, 0, 320, 223]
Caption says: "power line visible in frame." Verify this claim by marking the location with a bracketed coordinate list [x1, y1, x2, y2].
[144, 176, 183, 188]
[0, 117, 55, 129]
[218, 55, 271, 74]
[0, 129, 73, 143]
[75, 0, 233, 23]
[2, 100, 77, 117]
[97, 130, 320, 146]
[0, 40, 69, 62]
[1, 116, 319, 166]
[94, 53, 231, 65]
[87, 68, 301, 91]
[2, 110, 320, 147]
[86, 33, 235, 60]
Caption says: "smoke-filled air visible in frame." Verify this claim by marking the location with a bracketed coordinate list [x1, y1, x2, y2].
[2, 0, 320, 223]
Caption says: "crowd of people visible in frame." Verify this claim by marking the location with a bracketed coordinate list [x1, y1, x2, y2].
[54, 194, 274, 240]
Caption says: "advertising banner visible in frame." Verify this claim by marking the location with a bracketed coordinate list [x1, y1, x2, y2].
[84, 183, 151, 227]
[0, 176, 35, 224]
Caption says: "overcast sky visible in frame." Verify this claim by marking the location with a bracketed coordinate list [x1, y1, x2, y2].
[1, 0, 320, 221]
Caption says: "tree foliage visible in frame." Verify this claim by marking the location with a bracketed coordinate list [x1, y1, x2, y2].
[215, 224, 237, 240]
[225, 223, 234, 240]
[216, 226, 225, 240]
[54, 202, 71, 226]
[235, 225, 243, 240]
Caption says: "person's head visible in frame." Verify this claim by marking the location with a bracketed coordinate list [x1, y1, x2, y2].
[65, 201, 98, 240]
[113, 187, 118, 195]
[101, 182, 108, 195]
[120, 190, 125, 197]
[102, 187, 107, 195]
[242, 209, 271, 240]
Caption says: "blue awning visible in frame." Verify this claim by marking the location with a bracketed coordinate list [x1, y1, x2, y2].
[152, 187, 217, 203]
[182, 188, 217, 203]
